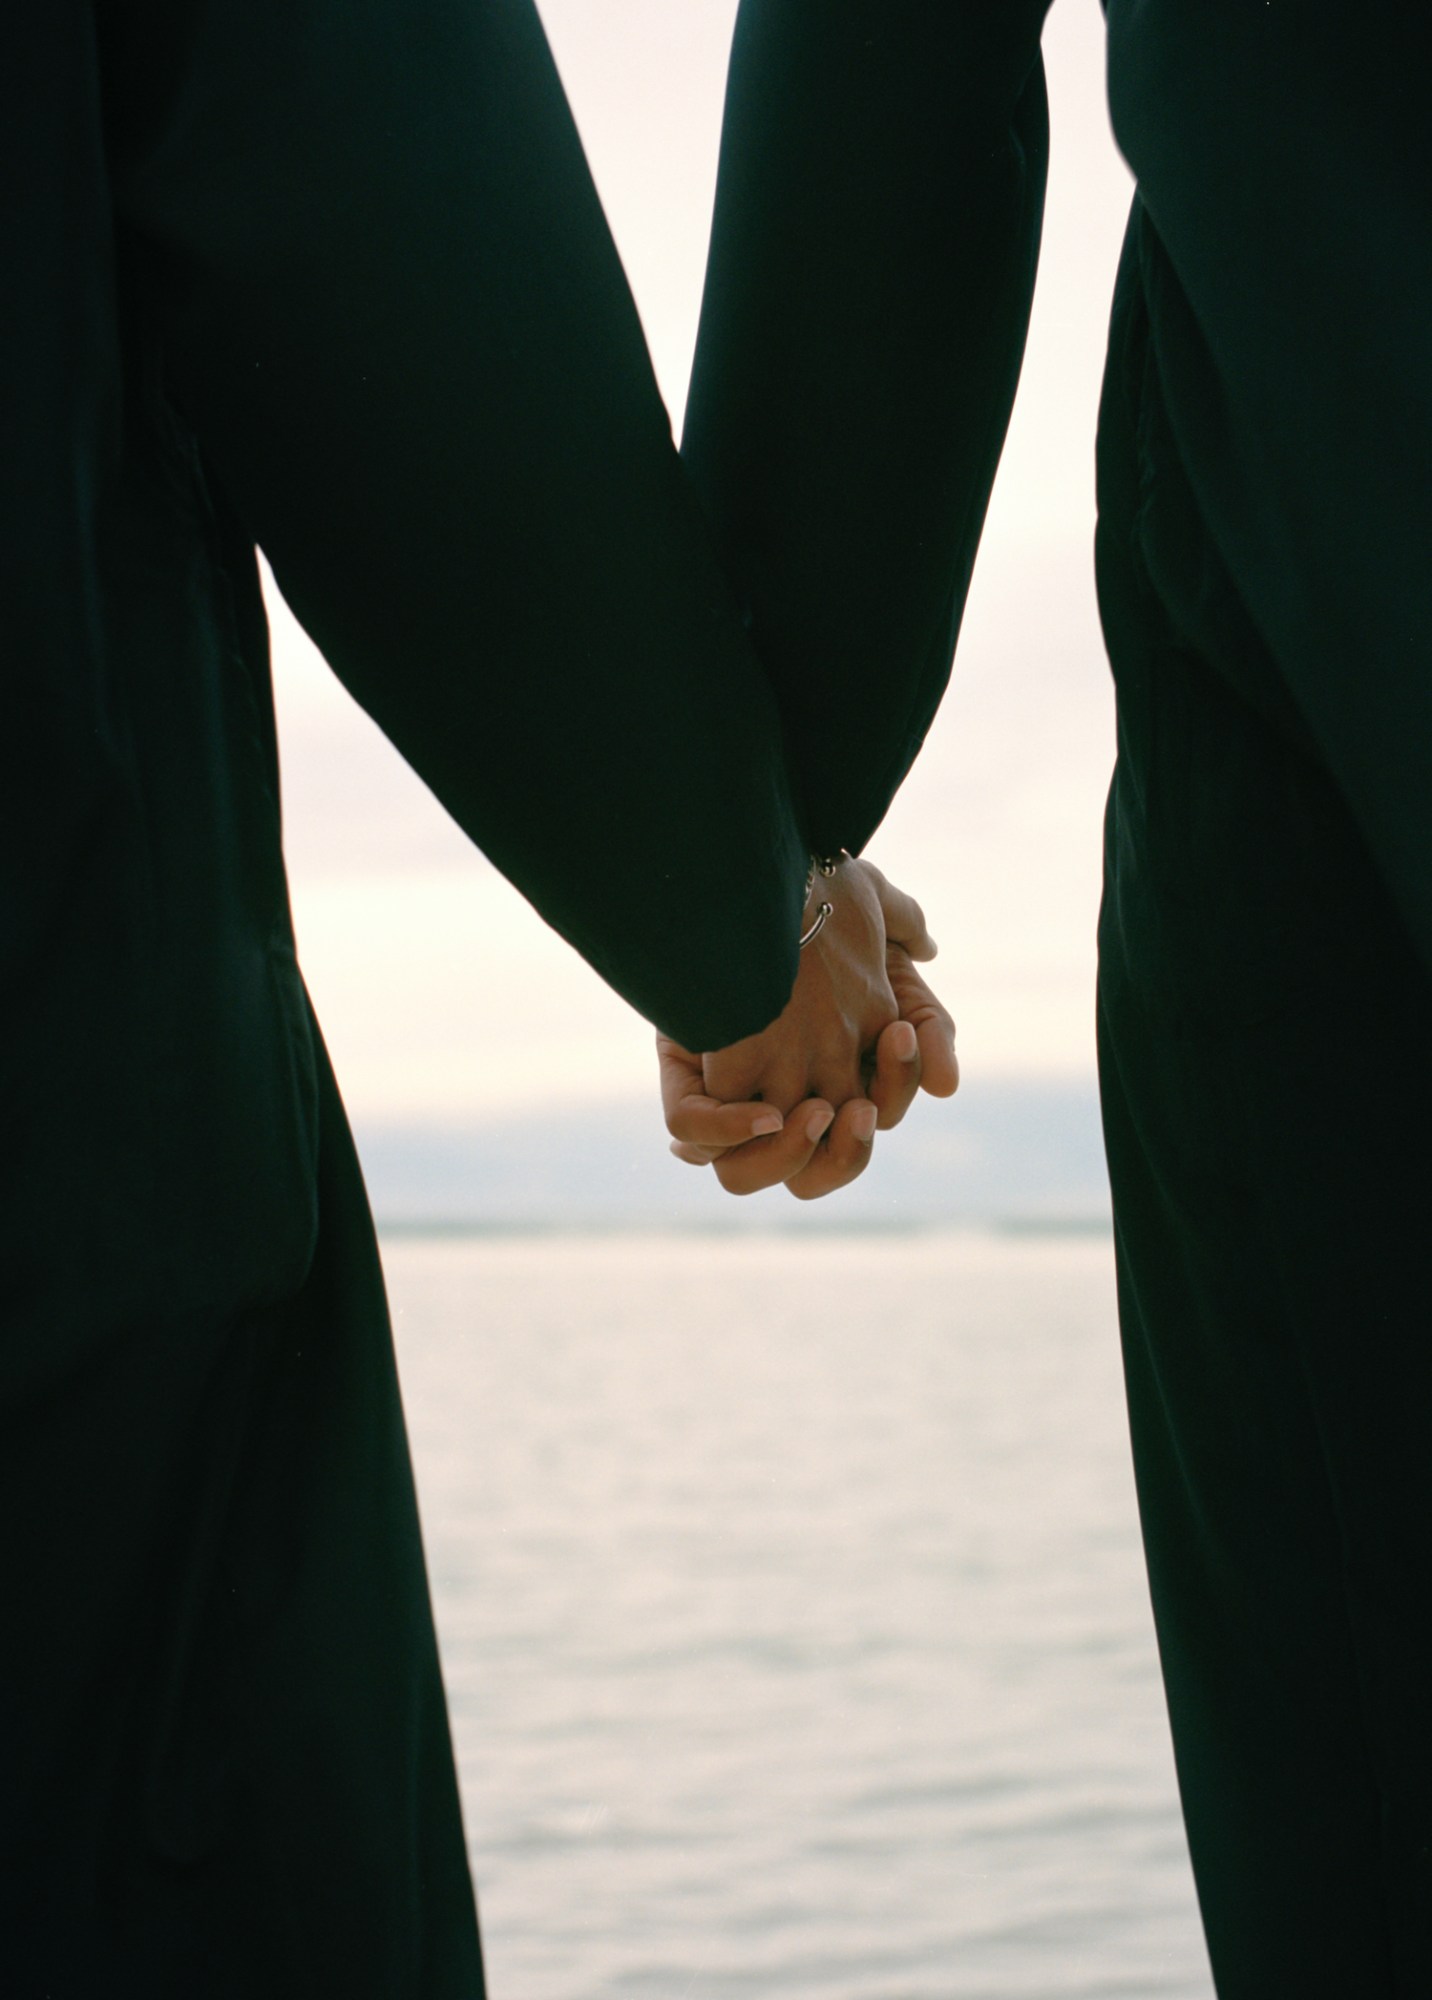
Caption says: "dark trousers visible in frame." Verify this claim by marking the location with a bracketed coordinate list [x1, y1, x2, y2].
[3, 1021, 483, 1998]
[1095, 202, 1432, 1996]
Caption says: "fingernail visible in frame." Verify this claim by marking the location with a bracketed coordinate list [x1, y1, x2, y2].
[805, 1104, 835, 1144]
[890, 1022, 917, 1062]
[851, 1102, 878, 1144]
[751, 1112, 783, 1137]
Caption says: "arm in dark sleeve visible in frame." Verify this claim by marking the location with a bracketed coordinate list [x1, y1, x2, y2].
[101, 0, 809, 1054]
[681, 0, 1053, 857]
[1106, 1, 1432, 974]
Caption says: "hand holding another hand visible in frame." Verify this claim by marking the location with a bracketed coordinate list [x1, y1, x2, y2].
[658, 856, 958, 1200]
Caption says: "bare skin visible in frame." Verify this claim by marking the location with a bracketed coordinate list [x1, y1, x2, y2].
[658, 856, 959, 1199]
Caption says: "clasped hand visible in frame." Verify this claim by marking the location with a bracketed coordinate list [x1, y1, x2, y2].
[657, 856, 957, 1199]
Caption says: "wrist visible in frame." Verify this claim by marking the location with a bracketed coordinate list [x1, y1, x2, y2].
[799, 850, 846, 948]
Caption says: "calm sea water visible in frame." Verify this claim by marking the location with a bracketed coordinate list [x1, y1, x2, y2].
[384, 1230, 1214, 2000]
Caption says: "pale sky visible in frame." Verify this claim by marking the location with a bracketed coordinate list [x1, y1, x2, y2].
[268, 0, 1133, 1123]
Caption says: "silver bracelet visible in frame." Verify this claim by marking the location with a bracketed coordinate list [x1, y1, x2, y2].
[798, 852, 843, 949]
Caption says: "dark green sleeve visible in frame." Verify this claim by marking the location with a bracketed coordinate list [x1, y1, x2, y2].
[101, 0, 809, 1054]
[1107, 1, 1432, 975]
[682, 0, 1052, 858]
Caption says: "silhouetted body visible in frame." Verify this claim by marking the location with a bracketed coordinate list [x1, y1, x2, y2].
[3, 2, 825, 1991]
[8, 1, 1432, 1995]
[685, 3, 1432, 1992]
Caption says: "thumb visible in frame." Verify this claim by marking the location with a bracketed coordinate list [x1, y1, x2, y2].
[866, 862, 938, 963]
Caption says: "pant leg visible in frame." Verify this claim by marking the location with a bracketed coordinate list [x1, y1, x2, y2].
[1094, 200, 1432, 1997]
[202, 1019, 486, 1997]
[2, 1016, 483, 1999]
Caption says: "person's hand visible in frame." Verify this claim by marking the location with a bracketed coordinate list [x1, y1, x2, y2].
[884, 938, 960, 1104]
[659, 951, 958, 1197]
[658, 858, 957, 1199]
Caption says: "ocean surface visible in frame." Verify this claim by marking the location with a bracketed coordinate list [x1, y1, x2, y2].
[384, 1229, 1215, 2000]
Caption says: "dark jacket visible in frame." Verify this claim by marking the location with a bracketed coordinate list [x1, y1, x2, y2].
[5, 0, 825, 1363]
[685, 0, 1432, 973]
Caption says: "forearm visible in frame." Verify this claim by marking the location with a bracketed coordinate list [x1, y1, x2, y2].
[682, 0, 1052, 856]
[102, 0, 809, 1052]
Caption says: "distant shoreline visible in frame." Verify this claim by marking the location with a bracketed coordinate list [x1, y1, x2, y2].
[374, 1213, 1113, 1242]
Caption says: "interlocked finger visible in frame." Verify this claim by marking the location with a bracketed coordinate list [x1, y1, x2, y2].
[657, 1033, 787, 1147]
[867, 1018, 922, 1130]
[785, 1096, 879, 1200]
[712, 1100, 836, 1196]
